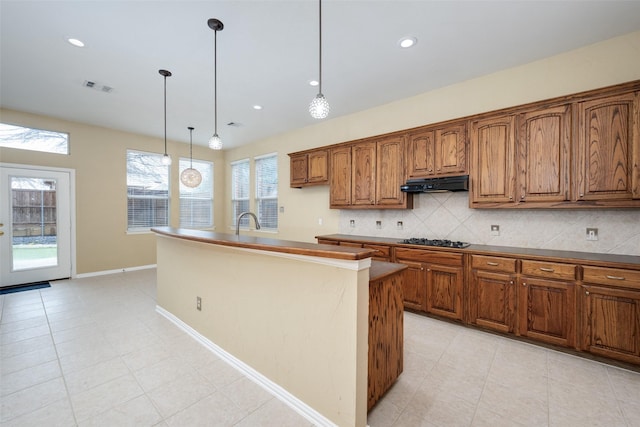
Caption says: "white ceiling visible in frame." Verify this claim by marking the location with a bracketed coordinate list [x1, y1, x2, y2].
[2, 1, 640, 150]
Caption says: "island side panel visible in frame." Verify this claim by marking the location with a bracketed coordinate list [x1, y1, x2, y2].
[155, 234, 369, 427]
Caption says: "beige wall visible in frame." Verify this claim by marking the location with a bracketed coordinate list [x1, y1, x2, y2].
[2, 31, 639, 274]
[155, 235, 369, 426]
[0, 111, 225, 274]
[227, 30, 640, 255]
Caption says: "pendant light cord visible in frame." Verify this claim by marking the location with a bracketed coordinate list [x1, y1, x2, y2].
[163, 75, 168, 154]
[318, 0, 322, 95]
[214, 28, 218, 135]
[189, 127, 194, 168]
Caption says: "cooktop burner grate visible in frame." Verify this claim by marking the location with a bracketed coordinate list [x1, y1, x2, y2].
[400, 238, 471, 248]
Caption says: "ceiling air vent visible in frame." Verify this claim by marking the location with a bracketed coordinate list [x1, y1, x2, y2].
[83, 80, 113, 93]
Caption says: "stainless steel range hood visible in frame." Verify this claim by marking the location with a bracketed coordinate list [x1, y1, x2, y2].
[400, 175, 469, 193]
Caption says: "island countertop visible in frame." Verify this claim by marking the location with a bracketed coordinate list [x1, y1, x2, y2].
[152, 227, 377, 261]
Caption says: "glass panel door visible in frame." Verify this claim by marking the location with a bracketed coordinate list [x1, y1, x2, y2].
[0, 166, 72, 287]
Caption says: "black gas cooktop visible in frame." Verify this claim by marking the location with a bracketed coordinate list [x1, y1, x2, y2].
[400, 238, 471, 249]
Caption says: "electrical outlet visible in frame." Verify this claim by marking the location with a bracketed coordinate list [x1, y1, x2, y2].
[586, 228, 598, 241]
[318, 217, 323, 225]
[196, 296, 202, 311]
[349, 219, 355, 228]
[396, 221, 403, 230]
[491, 225, 500, 236]
[376, 220, 382, 229]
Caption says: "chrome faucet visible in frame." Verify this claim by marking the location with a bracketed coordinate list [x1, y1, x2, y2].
[236, 211, 261, 235]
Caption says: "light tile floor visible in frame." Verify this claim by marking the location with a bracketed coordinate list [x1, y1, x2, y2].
[1, 269, 639, 426]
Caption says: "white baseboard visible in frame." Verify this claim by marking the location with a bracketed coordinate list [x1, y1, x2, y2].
[74, 264, 156, 279]
[155, 305, 337, 427]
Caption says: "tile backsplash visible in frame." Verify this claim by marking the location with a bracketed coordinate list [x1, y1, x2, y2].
[339, 192, 640, 256]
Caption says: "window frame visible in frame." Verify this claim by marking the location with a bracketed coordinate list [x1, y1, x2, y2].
[126, 149, 170, 233]
[178, 158, 214, 229]
[0, 122, 70, 155]
[254, 152, 278, 231]
[231, 158, 251, 229]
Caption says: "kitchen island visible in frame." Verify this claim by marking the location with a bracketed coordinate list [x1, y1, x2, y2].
[152, 227, 405, 427]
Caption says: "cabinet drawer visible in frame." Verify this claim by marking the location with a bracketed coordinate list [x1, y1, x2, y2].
[394, 247, 463, 266]
[364, 244, 391, 259]
[471, 255, 516, 273]
[521, 260, 576, 280]
[583, 266, 640, 290]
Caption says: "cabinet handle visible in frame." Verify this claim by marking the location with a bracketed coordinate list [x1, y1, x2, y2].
[486, 262, 499, 266]
[606, 275, 626, 281]
[539, 267, 555, 273]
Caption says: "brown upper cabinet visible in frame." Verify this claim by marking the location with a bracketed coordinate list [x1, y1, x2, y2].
[576, 92, 640, 202]
[407, 122, 467, 178]
[289, 149, 329, 188]
[518, 104, 571, 203]
[470, 114, 517, 205]
[330, 135, 412, 209]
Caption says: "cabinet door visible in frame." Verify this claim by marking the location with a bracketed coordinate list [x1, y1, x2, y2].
[397, 259, 426, 311]
[518, 105, 571, 202]
[470, 115, 516, 205]
[581, 284, 640, 364]
[518, 276, 576, 348]
[577, 92, 640, 201]
[307, 150, 328, 184]
[376, 135, 406, 206]
[407, 129, 435, 178]
[352, 141, 377, 206]
[329, 146, 352, 207]
[435, 123, 467, 175]
[426, 263, 464, 321]
[290, 154, 308, 187]
[470, 270, 516, 333]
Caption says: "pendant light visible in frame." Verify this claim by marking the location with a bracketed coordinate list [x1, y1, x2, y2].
[180, 127, 202, 188]
[208, 18, 224, 150]
[159, 69, 172, 165]
[309, 0, 330, 119]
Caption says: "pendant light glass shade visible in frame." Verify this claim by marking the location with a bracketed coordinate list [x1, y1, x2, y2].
[208, 18, 224, 150]
[158, 69, 173, 164]
[309, 93, 330, 119]
[181, 126, 202, 188]
[208, 133, 222, 150]
[309, 0, 329, 119]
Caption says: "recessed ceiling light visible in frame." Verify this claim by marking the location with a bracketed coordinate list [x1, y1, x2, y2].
[309, 80, 319, 87]
[67, 38, 85, 48]
[253, 105, 263, 110]
[398, 37, 417, 48]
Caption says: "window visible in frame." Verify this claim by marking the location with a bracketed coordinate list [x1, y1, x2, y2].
[179, 159, 213, 228]
[231, 159, 250, 227]
[127, 150, 169, 231]
[255, 153, 278, 230]
[0, 123, 69, 154]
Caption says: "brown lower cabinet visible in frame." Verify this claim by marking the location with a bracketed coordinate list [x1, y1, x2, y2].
[581, 266, 640, 365]
[394, 248, 464, 321]
[316, 236, 640, 366]
[469, 255, 517, 333]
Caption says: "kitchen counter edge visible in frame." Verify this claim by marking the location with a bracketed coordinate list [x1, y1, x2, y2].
[152, 227, 377, 261]
[316, 234, 640, 269]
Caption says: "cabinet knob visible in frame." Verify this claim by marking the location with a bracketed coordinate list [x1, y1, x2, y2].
[579, 193, 584, 197]
[522, 282, 527, 286]
[585, 291, 590, 295]
[509, 281, 514, 285]
[509, 196, 513, 200]
[521, 194, 525, 199]
[420, 267, 424, 271]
